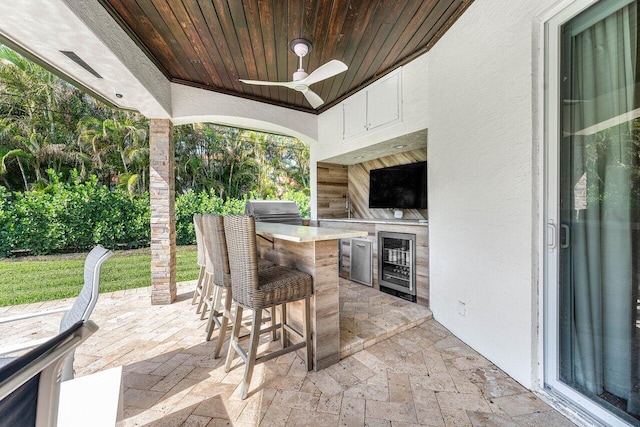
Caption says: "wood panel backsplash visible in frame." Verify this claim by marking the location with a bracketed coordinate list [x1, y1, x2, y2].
[317, 162, 348, 218]
[349, 148, 427, 220]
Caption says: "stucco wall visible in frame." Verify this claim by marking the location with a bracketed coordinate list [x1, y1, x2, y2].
[426, 0, 555, 388]
[315, 0, 561, 389]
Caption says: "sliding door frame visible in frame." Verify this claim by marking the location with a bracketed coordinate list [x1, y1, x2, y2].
[543, 0, 637, 425]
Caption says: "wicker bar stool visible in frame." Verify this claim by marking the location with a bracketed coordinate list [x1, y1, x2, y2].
[223, 215, 313, 399]
[192, 214, 208, 313]
[201, 214, 274, 358]
[199, 214, 217, 321]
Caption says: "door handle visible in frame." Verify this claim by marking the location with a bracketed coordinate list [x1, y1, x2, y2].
[355, 243, 366, 248]
[547, 222, 557, 249]
[560, 224, 570, 249]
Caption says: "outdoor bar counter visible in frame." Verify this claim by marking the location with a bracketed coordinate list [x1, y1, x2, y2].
[255, 222, 367, 370]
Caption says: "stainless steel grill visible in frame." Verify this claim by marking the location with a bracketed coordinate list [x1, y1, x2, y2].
[244, 200, 303, 225]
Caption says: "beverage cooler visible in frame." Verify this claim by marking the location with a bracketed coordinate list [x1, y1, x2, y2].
[378, 231, 416, 302]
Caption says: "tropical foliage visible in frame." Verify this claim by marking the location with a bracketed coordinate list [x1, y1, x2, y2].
[0, 173, 309, 257]
[0, 45, 309, 199]
[0, 46, 93, 189]
[173, 124, 309, 198]
[0, 46, 311, 257]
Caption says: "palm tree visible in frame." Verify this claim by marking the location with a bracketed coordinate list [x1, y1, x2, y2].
[77, 108, 148, 189]
[175, 123, 225, 195]
[0, 46, 87, 189]
[103, 112, 147, 175]
[175, 124, 309, 199]
[125, 140, 149, 193]
[0, 44, 311, 196]
[216, 128, 258, 198]
[245, 130, 277, 197]
[0, 146, 29, 189]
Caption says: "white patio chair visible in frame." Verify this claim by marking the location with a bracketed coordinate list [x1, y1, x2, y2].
[0, 320, 123, 427]
[0, 245, 113, 380]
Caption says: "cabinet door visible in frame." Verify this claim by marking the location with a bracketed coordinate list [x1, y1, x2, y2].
[342, 90, 367, 139]
[366, 71, 401, 131]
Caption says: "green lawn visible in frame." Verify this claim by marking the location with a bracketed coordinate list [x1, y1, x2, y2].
[0, 246, 200, 306]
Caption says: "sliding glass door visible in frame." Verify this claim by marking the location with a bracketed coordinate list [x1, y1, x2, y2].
[547, 0, 640, 424]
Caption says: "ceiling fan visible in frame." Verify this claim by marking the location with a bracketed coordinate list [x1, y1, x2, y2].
[239, 38, 348, 109]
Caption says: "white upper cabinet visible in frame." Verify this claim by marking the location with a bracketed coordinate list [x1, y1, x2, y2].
[342, 69, 402, 140]
[342, 90, 367, 140]
[367, 71, 401, 130]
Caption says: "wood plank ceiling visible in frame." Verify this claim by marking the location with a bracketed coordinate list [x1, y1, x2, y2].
[100, 0, 473, 114]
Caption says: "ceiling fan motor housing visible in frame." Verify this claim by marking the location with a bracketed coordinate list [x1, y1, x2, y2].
[290, 38, 312, 57]
[293, 70, 308, 81]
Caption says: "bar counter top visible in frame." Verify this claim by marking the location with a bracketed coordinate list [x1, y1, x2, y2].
[255, 222, 368, 243]
[317, 218, 428, 226]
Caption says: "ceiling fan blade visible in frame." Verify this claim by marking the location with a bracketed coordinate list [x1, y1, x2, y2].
[302, 88, 324, 109]
[303, 60, 348, 86]
[239, 79, 296, 89]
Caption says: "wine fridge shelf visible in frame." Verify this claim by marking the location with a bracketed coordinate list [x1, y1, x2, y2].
[383, 259, 411, 267]
[383, 272, 409, 282]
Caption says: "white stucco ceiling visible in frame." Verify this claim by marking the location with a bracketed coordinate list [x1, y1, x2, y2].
[0, 0, 320, 141]
[0, 0, 171, 118]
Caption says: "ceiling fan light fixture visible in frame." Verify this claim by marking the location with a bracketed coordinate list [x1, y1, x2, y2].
[290, 38, 312, 57]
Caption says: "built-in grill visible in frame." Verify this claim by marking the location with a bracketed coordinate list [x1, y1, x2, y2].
[244, 200, 303, 225]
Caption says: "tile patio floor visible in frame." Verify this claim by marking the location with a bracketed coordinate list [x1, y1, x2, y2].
[0, 279, 576, 426]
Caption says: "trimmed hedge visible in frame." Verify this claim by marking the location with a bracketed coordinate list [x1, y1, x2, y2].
[0, 174, 309, 257]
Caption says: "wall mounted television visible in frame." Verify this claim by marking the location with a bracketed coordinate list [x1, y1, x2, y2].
[369, 161, 427, 209]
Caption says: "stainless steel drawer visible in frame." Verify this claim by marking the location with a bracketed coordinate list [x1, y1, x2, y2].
[350, 238, 372, 286]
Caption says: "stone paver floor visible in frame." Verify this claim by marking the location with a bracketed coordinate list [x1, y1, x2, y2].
[338, 279, 432, 359]
[0, 279, 576, 426]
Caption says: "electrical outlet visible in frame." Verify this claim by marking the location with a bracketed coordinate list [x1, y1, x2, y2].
[458, 301, 466, 316]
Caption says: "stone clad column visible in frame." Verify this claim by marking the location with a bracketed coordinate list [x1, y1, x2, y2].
[149, 119, 176, 304]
